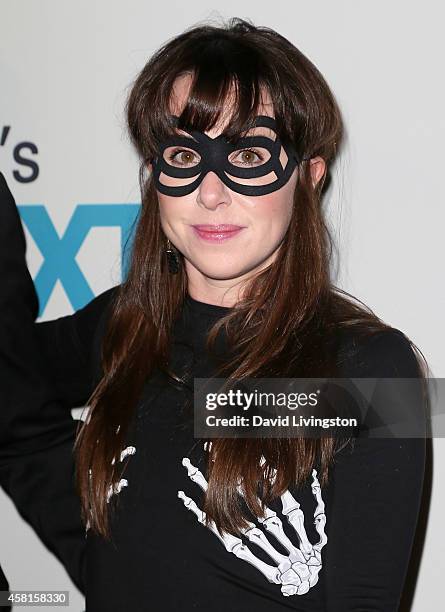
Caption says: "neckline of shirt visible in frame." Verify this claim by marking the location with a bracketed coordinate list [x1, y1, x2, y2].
[185, 293, 234, 317]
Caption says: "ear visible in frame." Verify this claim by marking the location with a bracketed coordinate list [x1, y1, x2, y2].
[309, 156, 326, 188]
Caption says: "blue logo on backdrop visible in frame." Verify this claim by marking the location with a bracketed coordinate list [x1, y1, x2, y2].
[18, 204, 141, 316]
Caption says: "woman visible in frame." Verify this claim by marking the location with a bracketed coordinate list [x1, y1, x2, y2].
[9, 17, 427, 611]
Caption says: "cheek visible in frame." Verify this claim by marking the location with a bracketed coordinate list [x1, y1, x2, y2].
[158, 195, 182, 227]
[157, 197, 185, 243]
[157, 195, 168, 219]
[255, 188, 294, 235]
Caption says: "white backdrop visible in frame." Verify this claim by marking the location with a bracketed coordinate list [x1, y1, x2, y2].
[1, 1, 443, 610]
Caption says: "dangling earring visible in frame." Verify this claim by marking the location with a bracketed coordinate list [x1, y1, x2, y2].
[165, 238, 180, 274]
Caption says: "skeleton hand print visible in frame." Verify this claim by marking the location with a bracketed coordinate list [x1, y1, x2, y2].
[85, 445, 136, 533]
[107, 445, 136, 502]
[178, 456, 327, 597]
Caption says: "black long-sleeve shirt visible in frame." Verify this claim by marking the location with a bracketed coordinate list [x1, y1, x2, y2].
[0, 172, 85, 597]
[33, 287, 426, 611]
[0, 171, 426, 610]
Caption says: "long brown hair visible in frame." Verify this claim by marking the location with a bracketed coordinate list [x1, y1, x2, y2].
[75, 17, 427, 539]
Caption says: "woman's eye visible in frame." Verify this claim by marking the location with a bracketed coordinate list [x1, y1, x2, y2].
[230, 148, 265, 166]
[166, 148, 200, 166]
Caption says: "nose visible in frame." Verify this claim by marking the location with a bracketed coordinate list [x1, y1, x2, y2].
[196, 171, 232, 210]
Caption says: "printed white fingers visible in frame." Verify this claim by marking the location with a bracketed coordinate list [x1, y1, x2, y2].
[281, 491, 314, 557]
[107, 445, 137, 503]
[177, 489, 282, 586]
[311, 469, 327, 551]
[182, 457, 208, 491]
[106, 478, 128, 503]
[178, 458, 328, 597]
[111, 445, 136, 465]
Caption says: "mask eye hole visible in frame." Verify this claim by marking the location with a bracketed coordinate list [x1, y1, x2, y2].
[163, 146, 201, 167]
[228, 147, 271, 167]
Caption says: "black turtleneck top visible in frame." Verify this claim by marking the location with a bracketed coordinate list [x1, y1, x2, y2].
[28, 286, 426, 612]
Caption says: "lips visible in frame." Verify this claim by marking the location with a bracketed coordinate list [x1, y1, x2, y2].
[192, 224, 244, 232]
[191, 224, 245, 242]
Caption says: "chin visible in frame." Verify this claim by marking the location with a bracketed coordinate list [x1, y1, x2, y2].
[197, 263, 252, 281]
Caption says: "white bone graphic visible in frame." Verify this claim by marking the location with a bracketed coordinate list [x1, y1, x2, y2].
[178, 457, 327, 597]
[86, 445, 136, 533]
[106, 477, 128, 502]
[106, 445, 136, 502]
[111, 445, 136, 465]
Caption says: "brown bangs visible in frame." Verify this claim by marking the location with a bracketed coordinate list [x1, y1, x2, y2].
[138, 33, 293, 158]
[172, 41, 268, 142]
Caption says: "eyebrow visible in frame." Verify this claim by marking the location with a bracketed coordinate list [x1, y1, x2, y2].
[174, 128, 196, 138]
[173, 125, 277, 140]
[241, 126, 276, 139]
